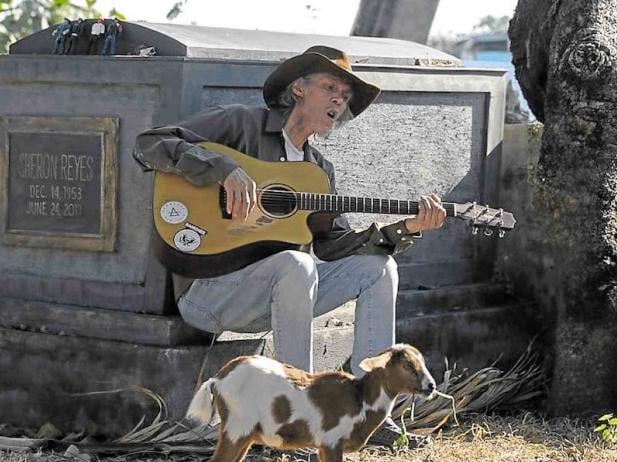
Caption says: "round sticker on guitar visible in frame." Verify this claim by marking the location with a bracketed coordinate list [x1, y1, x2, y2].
[174, 229, 200, 252]
[161, 201, 188, 224]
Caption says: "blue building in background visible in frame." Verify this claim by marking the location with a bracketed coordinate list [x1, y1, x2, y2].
[458, 33, 511, 62]
[456, 33, 533, 122]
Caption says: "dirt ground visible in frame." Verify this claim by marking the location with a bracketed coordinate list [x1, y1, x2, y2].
[2, 412, 617, 462]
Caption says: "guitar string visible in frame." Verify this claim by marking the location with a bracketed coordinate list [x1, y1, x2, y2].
[225, 189, 425, 201]
[218, 191, 507, 225]
[222, 189, 433, 208]
[223, 191, 427, 212]
[221, 191, 460, 211]
[220, 192, 464, 216]
[226, 188, 458, 208]
[223, 190, 455, 201]
[218, 192, 506, 226]
[227, 191, 497, 219]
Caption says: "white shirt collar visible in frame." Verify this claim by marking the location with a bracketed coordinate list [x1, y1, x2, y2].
[282, 129, 305, 162]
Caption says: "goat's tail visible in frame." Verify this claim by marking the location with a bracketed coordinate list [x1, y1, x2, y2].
[186, 378, 217, 425]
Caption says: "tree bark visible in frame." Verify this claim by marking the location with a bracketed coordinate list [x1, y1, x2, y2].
[351, 0, 440, 45]
[509, 0, 617, 414]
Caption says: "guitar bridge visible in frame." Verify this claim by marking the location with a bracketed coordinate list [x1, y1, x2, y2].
[219, 186, 232, 219]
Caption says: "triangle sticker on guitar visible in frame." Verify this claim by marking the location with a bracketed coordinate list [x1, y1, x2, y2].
[152, 142, 516, 278]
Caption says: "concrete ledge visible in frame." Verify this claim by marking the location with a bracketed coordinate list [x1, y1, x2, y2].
[397, 303, 539, 377]
[0, 327, 266, 436]
[397, 259, 480, 289]
[0, 298, 211, 346]
[397, 282, 512, 315]
[0, 296, 538, 435]
[0, 322, 355, 435]
[218, 324, 355, 373]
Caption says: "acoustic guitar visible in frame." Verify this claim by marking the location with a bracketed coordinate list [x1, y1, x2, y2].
[152, 142, 516, 278]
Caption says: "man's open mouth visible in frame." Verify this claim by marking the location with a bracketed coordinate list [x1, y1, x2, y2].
[327, 110, 337, 120]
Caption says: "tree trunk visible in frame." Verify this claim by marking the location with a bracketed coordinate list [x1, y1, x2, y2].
[351, 0, 440, 45]
[509, 0, 617, 415]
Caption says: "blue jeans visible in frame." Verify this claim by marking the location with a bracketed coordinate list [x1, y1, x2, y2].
[102, 35, 116, 55]
[178, 251, 398, 375]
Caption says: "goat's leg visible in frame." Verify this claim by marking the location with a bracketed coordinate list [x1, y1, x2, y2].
[318, 445, 343, 462]
[211, 433, 253, 462]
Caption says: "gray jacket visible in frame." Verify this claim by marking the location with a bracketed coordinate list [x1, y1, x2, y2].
[133, 104, 419, 300]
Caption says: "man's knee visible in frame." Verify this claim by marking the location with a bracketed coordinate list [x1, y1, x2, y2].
[383, 255, 398, 279]
[272, 250, 318, 284]
[360, 255, 399, 285]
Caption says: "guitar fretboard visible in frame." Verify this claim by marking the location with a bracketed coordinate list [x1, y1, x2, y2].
[297, 193, 457, 216]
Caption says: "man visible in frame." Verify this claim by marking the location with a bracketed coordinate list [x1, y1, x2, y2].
[88, 18, 105, 55]
[101, 17, 122, 55]
[51, 18, 71, 54]
[133, 46, 446, 447]
[65, 18, 84, 54]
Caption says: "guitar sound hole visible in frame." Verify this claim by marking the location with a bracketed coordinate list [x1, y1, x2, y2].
[260, 185, 297, 218]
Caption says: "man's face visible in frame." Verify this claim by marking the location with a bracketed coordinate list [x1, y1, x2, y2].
[292, 73, 353, 135]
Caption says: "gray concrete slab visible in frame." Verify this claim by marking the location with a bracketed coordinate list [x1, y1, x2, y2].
[0, 298, 210, 346]
[11, 22, 462, 66]
[0, 53, 506, 315]
[396, 282, 512, 316]
[397, 259, 479, 289]
[0, 298, 538, 436]
[0, 323, 356, 435]
[217, 324, 355, 373]
[0, 56, 178, 313]
[0, 327, 265, 436]
[397, 303, 539, 378]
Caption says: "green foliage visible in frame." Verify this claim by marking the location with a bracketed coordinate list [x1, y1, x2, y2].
[527, 121, 544, 140]
[108, 7, 123, 20]
[594, 413, 617, 446]
[0, 0, 122, 54]
[473, 15, 511, 34]
[392, 407, 412, 451]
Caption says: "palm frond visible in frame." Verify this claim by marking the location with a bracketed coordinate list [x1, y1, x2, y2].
[391, 343, 545, 434]
[0, 346, 544, 456]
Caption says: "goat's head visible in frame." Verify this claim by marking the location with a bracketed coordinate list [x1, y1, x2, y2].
[359, 344, 436, 398]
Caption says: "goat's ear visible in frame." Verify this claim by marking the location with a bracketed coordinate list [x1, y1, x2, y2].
[359, 351, 392, 372]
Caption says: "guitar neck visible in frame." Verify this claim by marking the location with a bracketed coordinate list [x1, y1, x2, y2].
[297, 193, 457, 216]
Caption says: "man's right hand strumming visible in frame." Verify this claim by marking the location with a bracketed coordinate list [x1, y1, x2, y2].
[223, 167, 257, 221]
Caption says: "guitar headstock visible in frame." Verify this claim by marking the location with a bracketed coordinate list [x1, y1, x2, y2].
[455, 202, 516, 237]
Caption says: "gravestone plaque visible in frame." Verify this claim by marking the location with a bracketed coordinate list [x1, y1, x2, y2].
[0, 116, 118, 251]
[8, 133, 102, 234]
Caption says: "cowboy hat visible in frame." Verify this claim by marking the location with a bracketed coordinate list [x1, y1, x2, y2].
[263, 45, 381, 118]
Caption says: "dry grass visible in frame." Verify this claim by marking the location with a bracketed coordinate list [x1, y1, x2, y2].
[366, 412, 617, 462]
[2, 348, 614, 461]
[2, 412, 616, 462]
[260, 412, 617, 462]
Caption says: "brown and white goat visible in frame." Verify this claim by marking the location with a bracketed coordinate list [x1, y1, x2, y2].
[186, 344, 436, 462]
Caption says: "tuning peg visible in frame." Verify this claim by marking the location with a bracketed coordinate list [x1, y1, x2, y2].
[472, 226, 479, 235]
[499, 229, 506, 238]
[484, 228, 493, 236]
